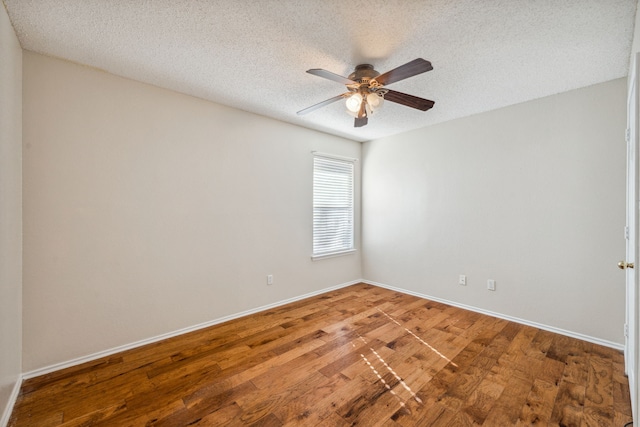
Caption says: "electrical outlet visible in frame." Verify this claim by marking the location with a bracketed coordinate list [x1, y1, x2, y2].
[267, 274, 273, 285]
[458, 275, 466, 286]
[487, 279, 496, 291]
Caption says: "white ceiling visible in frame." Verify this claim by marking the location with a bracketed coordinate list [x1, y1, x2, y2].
[3, 0, 637, 142]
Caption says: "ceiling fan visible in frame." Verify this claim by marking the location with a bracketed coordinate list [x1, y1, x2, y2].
[297, 58, 435, 128]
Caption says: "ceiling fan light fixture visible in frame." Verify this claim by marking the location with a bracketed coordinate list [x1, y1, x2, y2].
[345, 93, 363, 113]
[366, 92, 384, 115]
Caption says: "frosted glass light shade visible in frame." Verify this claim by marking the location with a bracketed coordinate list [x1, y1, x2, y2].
[367, 93, 384, 111]
[345, 93, 363, 112]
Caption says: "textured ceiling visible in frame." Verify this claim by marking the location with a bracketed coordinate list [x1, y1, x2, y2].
[3, 0, 637, 142]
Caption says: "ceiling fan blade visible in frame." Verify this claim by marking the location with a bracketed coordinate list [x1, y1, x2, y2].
[307, 69, 357, 85]
[354, 117, 368, 127]
[375, 58, 433, 86]
[384, 90, 435, 111]
[296, 94, 345, 115]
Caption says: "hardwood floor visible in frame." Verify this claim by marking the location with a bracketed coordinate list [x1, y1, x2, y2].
[9, 283, 633, 426]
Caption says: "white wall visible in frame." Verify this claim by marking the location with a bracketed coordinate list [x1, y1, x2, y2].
[0, 2, 22, 423]
[22, 52, 362, 372]
[363, 78, 627, 345]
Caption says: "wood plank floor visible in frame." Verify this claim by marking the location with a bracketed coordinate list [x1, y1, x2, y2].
[9, 283, 633, 426]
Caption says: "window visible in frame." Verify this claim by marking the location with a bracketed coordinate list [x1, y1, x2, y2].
[312, 153, 355, 259]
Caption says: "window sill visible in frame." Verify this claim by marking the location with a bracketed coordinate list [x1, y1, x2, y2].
[311, 249, 357, 261]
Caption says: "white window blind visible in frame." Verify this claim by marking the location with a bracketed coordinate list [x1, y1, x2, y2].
[313, 154, 355, 258]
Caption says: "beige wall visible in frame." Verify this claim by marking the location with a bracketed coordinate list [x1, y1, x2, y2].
[362, 79, 627, 345]
[22, 52, 362, 371]
[0, 2, 22, 422]
[18, 51, 629, 371]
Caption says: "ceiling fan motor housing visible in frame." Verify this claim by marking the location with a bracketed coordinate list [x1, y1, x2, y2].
[348, 64, 380, 82]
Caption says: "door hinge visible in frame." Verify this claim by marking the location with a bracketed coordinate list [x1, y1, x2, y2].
[625, 323, 629, 338]
[625, 226, 630, 240]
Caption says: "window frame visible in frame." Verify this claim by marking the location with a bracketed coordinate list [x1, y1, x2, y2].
[311, 152, 356, 260]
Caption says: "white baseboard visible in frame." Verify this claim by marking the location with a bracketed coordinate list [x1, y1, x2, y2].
[21, 277, 624, 383]
[1, 375, 23, 427]
[22, 279, 362, 380]
[362, 279, 625, 351]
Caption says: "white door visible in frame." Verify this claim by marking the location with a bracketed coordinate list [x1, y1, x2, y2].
[624, 51, 639, 422]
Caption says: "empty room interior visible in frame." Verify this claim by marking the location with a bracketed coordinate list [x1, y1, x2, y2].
[2, 1, 640, 426]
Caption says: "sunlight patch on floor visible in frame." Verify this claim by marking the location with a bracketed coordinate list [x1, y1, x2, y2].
[376, 308, 458, 368]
